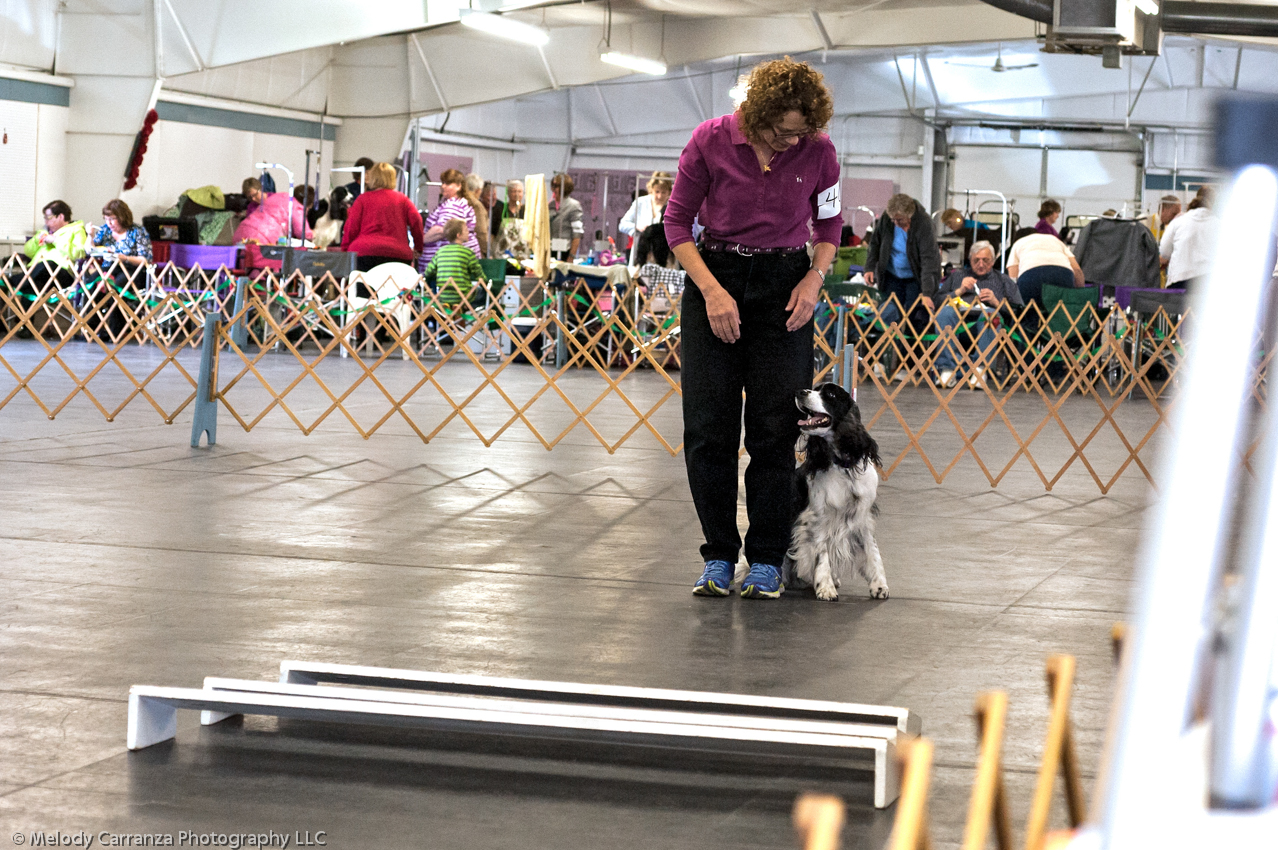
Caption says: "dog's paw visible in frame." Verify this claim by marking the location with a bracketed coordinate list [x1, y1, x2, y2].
[815, 582, 839, 602]
[869, 582, 889, 600]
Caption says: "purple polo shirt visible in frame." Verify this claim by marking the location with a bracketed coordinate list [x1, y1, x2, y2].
[1034, 219, 1060, 237]
[664, 112, 843, 251]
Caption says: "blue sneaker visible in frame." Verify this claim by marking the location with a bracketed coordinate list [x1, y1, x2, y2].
[693, 560, 734, 597]
[740, 563, 784, 599]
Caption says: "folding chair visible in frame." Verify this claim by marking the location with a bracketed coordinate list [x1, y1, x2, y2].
[346, 262, 417, 360]
[282, 250, 357, 349]
[1037, 283, 1103, 387]
[631, 264, 684, 369]
[548, 265, 628, 368]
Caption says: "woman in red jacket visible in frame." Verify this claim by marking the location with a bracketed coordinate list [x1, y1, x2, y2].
[340, 162, 424, 274]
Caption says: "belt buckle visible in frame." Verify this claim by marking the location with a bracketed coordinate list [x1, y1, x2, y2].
[733, 243, 747, 256]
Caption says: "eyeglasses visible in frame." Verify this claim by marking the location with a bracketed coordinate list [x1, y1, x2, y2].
[971, 255, 995, 265]
[769, 124, 810, 142]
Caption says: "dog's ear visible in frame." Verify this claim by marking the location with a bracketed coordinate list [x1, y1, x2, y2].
[804, 432, 833, 472]
[836, 420, 881, 471]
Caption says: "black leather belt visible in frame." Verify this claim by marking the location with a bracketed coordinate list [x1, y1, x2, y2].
[700, 239, 808, 256]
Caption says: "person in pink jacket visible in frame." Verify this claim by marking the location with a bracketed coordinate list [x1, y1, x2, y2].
[234, 192, 312, 244]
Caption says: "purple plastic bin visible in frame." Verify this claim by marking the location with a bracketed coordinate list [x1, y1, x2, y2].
[169, 244, 242, 271]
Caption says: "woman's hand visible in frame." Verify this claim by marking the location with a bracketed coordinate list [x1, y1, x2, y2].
[785, 270, 823, 331]
[864, 270, 875, 286]
[703, 283, 741, 343]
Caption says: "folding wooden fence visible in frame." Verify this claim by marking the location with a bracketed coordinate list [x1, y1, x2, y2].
[0, 256, 1246, 493]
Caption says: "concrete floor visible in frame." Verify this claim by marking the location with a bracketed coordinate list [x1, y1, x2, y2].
[0, 344, 1154, 849]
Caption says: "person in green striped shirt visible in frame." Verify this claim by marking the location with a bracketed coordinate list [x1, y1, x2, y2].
[423, 218, 486, 310]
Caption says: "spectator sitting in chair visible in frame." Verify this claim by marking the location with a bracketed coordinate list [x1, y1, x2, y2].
[92, 199, 152, 269]
[14, 199, 89, 291]
[932, 240, 1022, 390]
[89, 199, 153, 337]
[5, 200, 89, 337]
[422, 218, 486, 312]
[242, 177, 264, 213]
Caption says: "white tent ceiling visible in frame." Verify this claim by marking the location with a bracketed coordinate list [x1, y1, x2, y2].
[37, 0, 1038, 117]
[3, 0, 1274, 126]
[2, 0, 1275, 220]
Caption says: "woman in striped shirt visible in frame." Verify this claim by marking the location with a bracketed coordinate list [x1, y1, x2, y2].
[418, 168, 481, 272]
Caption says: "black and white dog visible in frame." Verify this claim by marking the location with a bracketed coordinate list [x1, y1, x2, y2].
[788, 383, 889, 602]
[309, 185, 353, 249]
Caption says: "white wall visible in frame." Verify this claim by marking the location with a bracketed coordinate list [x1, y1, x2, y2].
[33, 101, 67, 230]
[0, 98, 67, 239]
[0, 98, 39, 239]
[949, 144, 1141, 222]
[63, 76, 155, 227]
[334, 116, 409, 167]
[121, 120, 335, 218]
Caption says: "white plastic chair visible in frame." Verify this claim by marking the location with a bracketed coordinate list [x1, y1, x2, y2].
[344, 262, 418, 360]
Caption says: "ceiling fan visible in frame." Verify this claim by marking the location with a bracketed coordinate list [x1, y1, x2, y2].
[946, 44, 1039, 73]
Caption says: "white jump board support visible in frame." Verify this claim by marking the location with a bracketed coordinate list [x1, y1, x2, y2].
[278, 660, 921, 736]
[128, 673, 915, 808]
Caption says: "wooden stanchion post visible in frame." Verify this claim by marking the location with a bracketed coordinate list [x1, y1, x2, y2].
[962, 691, 1013, 850]
[1024, 655, 1085, 850]
[793, 792, 844, 850]
[1110, 622, 1126, 663]
[890, 736, 935, 850]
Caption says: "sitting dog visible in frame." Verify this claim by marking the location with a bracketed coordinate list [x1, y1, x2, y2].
[788, 383, 889, 602]
[310, 185, 353, 249]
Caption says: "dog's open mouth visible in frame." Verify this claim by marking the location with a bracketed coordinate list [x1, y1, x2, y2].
[798, 413, 831, 430]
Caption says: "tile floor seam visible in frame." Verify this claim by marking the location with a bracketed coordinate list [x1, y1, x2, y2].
[0, 461, 700, 504]
[0, 688, 128, 703]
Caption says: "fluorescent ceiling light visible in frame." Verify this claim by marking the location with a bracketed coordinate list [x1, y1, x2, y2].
[1134, 0, 1159, 15]
[601, 51, 667, 76]
[459, 9, 549, 46]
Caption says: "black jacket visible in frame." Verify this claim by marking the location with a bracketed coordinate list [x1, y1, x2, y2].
[865, 203, 941, 297]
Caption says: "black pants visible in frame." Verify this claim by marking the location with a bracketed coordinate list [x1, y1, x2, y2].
[1017, 264, 1074, 306]
[3, 263, 75, 334]
[88, 266, 142, 340]
[355, 254, 407, 299]
[877, 270, 925, 331]
[681, 249, 813, 567]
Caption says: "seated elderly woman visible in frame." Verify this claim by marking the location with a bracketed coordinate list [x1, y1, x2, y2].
[931, 240, 1023, 389]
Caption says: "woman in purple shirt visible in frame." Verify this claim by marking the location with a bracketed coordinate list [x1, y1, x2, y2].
[1034, 199, 1062, 237]
[665, 58, 843, 600]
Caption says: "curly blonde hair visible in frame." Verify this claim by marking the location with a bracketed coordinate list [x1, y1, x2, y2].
[737, 57, 834, 143]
